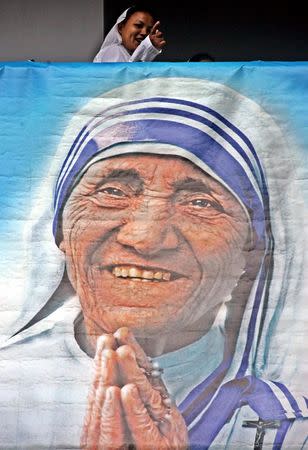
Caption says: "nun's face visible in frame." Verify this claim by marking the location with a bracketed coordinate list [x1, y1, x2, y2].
[118, 11, 155, 53]
[60, 153, 250, 336]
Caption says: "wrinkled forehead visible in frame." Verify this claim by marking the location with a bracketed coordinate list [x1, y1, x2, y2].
[70, 142, 242, 198]
[75, 151, 227, 192]
[67, 144, 249, 221]
[82, 151, 208, 180]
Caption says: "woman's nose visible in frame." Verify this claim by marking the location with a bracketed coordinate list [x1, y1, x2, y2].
[116, 213, 179, 256]
[140, 26, 148, 37]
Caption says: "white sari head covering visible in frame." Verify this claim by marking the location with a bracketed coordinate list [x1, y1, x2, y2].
[98, 7, 130, 51]
[10, 78, 307, 430]
[96, 5, 157, 53]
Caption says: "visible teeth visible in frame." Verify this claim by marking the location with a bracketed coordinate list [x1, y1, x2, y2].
[143, 270, 154, 280]
[154, 272, 163, 280]
[129, 267, 141, 278]
[114, 267, 121, 277]
[112, 266, 171, 281]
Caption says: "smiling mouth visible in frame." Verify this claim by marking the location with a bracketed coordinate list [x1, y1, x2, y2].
[103, 265, 184, 282]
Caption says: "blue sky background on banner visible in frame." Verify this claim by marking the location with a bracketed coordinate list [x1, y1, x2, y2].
[0, 61, 307, 328]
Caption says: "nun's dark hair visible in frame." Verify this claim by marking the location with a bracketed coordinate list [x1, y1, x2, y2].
[122, 3, 158, 23]
[188, 52, 215, 62]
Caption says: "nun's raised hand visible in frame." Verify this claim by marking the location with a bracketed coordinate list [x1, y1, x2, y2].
[149, 21, 166, 50]
[114, 327, 188, 449]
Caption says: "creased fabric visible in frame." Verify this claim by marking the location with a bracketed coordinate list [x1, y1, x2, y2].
[0, 75, 307, 448]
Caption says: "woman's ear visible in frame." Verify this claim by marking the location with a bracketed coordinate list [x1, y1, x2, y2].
[118, 22, 123, 35]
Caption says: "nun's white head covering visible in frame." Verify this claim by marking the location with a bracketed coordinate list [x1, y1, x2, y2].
[9, 78, 307, 433]
[98, 8, 130, 52]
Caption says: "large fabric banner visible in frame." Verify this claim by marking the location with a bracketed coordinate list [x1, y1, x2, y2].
[0, 61, 307, 449]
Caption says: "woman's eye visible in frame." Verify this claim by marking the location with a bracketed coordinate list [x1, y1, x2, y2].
[87, 185, 130, 209]
[100, 187, 126, 197]
[190, 198, 223, 210]
[181, 196, 224, 216]
[190, 198, 213, 208]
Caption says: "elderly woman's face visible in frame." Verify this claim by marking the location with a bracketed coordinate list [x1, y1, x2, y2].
[60, 153, 250, 335]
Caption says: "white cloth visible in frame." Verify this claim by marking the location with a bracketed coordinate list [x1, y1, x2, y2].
[93, 8, 161, 62]
[0, 297, 91, 449]
[93, 35, 161, 62]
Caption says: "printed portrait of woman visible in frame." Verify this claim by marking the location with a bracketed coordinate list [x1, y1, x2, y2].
[0, 77, 307, 449]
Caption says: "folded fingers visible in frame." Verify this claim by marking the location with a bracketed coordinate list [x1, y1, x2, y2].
[121, 384, 165, 448]
[117, 345, 172, 422]
[81, 348, 120, 448]
[114, 327, 152, 371]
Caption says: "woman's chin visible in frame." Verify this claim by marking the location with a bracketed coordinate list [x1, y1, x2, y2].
[92, 309, 179, 338]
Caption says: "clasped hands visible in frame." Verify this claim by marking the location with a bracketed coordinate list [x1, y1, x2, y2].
[81, 327, 188, 450]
